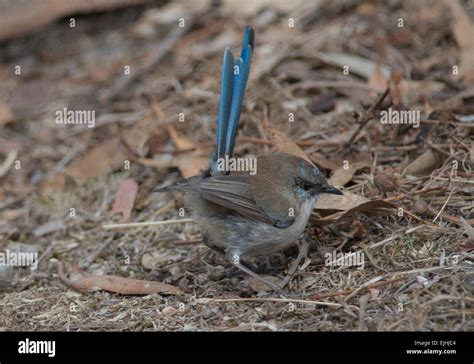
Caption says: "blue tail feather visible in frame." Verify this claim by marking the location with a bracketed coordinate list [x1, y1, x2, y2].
[212, 26, 254, 175]
[225, 46, 252, 157]
[241, 25, 255, 58]
[215, 47, 234, 161]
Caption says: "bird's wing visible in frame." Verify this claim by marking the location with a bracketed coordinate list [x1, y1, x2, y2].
[165, 175, 294, 228]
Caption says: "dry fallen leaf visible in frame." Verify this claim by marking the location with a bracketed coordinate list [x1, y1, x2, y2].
[40, 113, 153, 194]
[459, 217, 474, 242]
[312, 196, 395, 226]
[315, 192, 369, 211]
[67, 138, 126, 180]
[58, 262, 182, 295]
[260, 117, 314, 165]
[112, 178, 138, 222]
[245, 275, 282, 292]
[368, 37, 388, 92]
[310, 152, 340, 171]
[329, 161, 371, 187]
[0, 0, 154, 42]
[167, 125, 195, 150]
[0, 103, 14, 125]
[1, 208, 24, 221]
[403, 149, 444, 176]
[167, 125, 209, 178]
[174, 154, 209, 178]
[41, 138, 128, 194]
[141, 251, 184, 270]
[368, 61, 387, 92]
[444, 0, 474, 81]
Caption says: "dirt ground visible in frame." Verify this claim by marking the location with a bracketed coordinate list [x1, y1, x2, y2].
[0, 0, 473, 331]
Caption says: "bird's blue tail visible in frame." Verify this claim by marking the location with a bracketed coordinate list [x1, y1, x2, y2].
[211, 26, 254, 175]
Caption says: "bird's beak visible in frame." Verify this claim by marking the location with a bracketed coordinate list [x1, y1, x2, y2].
[323, 185, 343, 195]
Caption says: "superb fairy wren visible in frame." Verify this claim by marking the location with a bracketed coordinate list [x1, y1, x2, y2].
[156, 26, 342, 294]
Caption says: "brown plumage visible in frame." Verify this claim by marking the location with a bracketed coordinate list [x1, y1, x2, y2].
[156, 153, 342, 294]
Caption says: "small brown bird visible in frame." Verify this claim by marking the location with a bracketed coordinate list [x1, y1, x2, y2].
[155, 26, 342, 294]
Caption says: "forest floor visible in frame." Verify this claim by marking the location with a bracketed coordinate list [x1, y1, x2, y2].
[0, 0, 473, 331]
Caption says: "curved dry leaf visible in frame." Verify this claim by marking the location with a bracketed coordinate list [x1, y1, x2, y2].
[0, 103, 14, 125]
[111, 178, 138, 222]
[403, 149, 444, 176]
[260, 117, 314, 165]
[312, 194, 395, 226]
[444, 0, 474, 80]
[142, 251, 185, 270]
[167, 125, 195, 151]
[67, 138, 126, 180]
[315, 191, 369, 211]
[245, 275, 282, 292]
[329, 161, 371, 187]
[167, 125, 209, 177]
[175, 154, 209, 178]
[310, 152, 340, 171]
[368, 63, 387, 92]
[58, 262, 182, 295]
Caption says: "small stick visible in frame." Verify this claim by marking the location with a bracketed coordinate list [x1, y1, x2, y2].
[383, 186, 442, 202]
[102, 218, 194, 230]
[0, 150, 18, 177]
[431, 176, 474, 184]
[433, 188, 455, 223]
[346, 88, 391, 146]
[174, 238, 202, 245]
[197, 297, 345, 308]
[426, 205, 474, 226]
[310, 277, 406, 300]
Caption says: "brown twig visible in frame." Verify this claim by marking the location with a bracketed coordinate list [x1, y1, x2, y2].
[383, 186, 442, 202]
[346, 88, 391, 146]
[426, 205, 474, 226]
[309, 277, 406, 300]
[174, 238, 202, 245]
[197, 297, 346, 308]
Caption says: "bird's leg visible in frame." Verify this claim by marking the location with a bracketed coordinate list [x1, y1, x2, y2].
[281, 238, 310, 288]
[228, 251, 286, 297]
[202, 235, 259, 273]
[201, 233, 227, 256]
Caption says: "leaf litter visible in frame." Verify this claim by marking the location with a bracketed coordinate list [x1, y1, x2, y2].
[0, 0, 473, 331]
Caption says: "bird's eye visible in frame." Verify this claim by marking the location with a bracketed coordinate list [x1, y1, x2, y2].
[295, 177, 313, 191]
